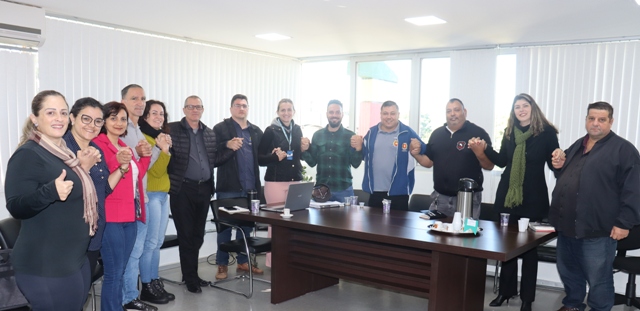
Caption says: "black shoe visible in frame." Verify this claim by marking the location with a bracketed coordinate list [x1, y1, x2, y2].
[123, 298, 158, 311]
[489, 295, 513, 307]
[198, 277, 211, 286]
[520, 301, 532, 311]
[140, 282, 169, 304]
[186, 283, 202, 293]
[152, 279, 175, 301]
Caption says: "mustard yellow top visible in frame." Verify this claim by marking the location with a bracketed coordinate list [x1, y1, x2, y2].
[144, 133, 171, 193]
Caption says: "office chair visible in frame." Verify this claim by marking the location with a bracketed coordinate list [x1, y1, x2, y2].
[613, 225, 640, 308]
[0, 217, 30, 310]
[353, 189, 369, 205]
[209, 198, 271, 298]
[478, 203, 501, 294]
[408, 194, 434, 212]
[89, 257, 104, 311]
[158, 230, 182, 285]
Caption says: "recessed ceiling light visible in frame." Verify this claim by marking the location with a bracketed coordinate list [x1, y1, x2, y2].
[404, 16, 446, 26]
[255, 33, 291, 41]
[636, 0, 640, 5]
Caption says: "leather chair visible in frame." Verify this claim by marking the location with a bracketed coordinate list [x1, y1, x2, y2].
[613, 225, 640, 308]
[353, 189, 369, 205]
[0, 217, 30, 310]
[209, 198, 271, 298]
[478, 203, 502, 293]
[408, 194, 433, 212]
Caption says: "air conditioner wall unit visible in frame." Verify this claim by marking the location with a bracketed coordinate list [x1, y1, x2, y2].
[0, 1, 46, 48]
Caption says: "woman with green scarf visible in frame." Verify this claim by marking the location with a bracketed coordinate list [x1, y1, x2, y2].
[477, 93, 561, 311]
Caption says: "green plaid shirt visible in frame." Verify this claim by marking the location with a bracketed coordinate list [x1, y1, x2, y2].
[302, 125, 363, 191]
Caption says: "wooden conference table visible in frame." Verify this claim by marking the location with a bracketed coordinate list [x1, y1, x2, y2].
[229, 206, 556, 311]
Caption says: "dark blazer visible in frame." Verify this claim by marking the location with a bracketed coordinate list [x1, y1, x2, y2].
[213, 118, 263, 194]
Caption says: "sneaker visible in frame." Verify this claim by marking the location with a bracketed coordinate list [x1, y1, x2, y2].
[123, 298, 158, 311]
[236, 262, 263, 274]
[216, 265, 228, 280]
[151, 279, 175, 301]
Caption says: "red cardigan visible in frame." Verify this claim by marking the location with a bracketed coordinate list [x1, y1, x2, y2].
[93, 133, 150, 223]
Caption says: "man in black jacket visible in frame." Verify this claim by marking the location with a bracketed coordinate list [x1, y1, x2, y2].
[212, 94, 264, 280]
[167, 95, 233, 293]
[550, 101, 640, 311]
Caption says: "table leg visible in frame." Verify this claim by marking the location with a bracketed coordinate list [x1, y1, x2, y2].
[429, 251, 487, 311]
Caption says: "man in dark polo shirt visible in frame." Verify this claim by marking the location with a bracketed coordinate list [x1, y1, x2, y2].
[168, 95, 233, 293]
[549, 101, 640, 311]
[301, 99, 363, 201]
[411, 98, 494, 218]
[212, 94, 264, 280]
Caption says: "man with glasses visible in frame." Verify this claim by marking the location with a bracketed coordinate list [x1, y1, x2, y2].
[212, 94, 264, 280]
[359, 100, 426, 210]
[168, 95, 233, 293]
[119, 84, 159, 310]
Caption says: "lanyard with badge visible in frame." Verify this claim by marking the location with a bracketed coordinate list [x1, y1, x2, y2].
[278, 119, 294, 160]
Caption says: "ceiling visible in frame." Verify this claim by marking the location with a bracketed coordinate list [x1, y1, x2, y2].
[13, 0, 640, 59]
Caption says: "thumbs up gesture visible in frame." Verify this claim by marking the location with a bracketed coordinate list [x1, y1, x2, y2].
[55, 169, 74, 201]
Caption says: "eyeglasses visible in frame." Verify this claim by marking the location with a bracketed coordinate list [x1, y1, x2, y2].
[233, 104, 249, 109]
[80, 114, 105, 127]
[184, 105, 204, 111]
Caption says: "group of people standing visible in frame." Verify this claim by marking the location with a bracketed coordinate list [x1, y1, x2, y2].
[4, 87, 640, 311]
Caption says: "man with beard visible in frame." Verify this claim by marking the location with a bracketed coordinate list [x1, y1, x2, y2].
[301, 99, 363, 201]
[411, 98, 493, 218]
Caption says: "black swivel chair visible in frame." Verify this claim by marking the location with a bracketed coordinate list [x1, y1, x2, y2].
[158, 215, 182, 285]
[0, 217, 29, 310]
[478, 203, 502, 293]
[353, 189, 369, 205]
[613, 225, 640, 308]
[209, 198, 271, 298]
[408, 194, 433, 212]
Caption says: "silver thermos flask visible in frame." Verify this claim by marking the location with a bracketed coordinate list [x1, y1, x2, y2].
[456, 178, 478, 220]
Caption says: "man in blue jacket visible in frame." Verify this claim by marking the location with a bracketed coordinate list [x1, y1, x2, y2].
[360, 100, 426, 210]
[550, 101, 640, 311]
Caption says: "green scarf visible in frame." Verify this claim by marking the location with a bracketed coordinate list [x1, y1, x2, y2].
[504, 127, 532, 208]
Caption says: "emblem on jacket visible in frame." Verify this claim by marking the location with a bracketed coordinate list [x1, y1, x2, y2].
[457, 141, 466, 150]
[402, 142, 408, 152]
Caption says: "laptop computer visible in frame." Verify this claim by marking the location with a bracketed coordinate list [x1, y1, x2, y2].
[261, 182, 314, 213]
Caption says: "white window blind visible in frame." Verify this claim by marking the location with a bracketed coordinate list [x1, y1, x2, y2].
[38, 17, 302, 130]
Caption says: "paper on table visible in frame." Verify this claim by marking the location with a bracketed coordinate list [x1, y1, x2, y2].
[309, 200, 343, 209]
[219, 206, 250, 214]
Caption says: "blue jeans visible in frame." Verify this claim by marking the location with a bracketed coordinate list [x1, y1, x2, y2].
[216, 191, 254, 265]
[122, 220, 147, 304]
[329, 186, 354, 203]
[556, 233, 617, 311]
[102, 222, 136, 311]
[140, 192, 170, 283]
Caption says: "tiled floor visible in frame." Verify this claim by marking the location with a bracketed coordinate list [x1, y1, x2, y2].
[84, 255, 639, 311]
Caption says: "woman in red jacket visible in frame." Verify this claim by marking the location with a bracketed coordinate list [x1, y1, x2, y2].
[92, 102, 150, 311]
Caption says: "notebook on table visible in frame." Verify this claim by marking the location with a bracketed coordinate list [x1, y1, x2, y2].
[261, 182, 314, 213]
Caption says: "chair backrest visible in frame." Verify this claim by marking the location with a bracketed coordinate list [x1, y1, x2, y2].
[617, 225, 640, 254]
[353, 189, 369, 205]
[408, 194, 433, 211]
[0, 217, 21, 249]
[210, 198, 250, 233]
[479, 203, 499, 221]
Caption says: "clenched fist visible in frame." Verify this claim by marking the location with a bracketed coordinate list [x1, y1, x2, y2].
[301, 137, 310, 152]
[136, 139, 152, 157]
[350, 135, 363, 151]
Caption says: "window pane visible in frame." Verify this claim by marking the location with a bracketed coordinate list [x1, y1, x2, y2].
[355, 60, 411, 136]
[419, 58, 450, 141]
[493, 54, 517, 149]
[299, 60, 350, 136]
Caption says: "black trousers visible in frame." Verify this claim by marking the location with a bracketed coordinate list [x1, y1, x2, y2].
[498, 246, 538, 302]
[367, 192, 409, 211]
[170, 180, 212, 286]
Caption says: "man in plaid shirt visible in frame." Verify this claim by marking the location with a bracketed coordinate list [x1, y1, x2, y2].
[301, 100, 363, 201]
